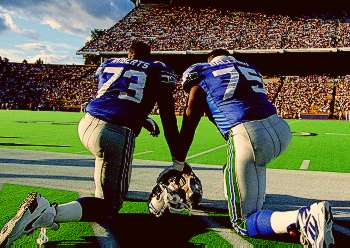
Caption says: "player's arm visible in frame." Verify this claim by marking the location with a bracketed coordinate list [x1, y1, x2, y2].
[156, 66, 206, 182]
[155, 65, 183, 161]
[178, 64, 206, 160]
[156, 84, 183, 159]
[149, 78, 205, 217]
[179, 85, 206, 159]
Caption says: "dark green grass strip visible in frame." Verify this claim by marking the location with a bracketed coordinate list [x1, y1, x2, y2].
[0, 184, 305, 247]
[0, 184, 95, 247]
[118, 201, 302, 248]
[206, 210, 302, 248]
[118, 201, 232, 247]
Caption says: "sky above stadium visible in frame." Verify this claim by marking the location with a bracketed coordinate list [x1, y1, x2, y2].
[0, 0, 134, 64]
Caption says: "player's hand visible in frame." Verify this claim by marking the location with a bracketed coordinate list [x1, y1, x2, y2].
[143, 117, 160, 137]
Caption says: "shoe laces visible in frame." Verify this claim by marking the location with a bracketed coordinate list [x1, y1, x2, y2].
[298, 206, 320, 245]
[35, 203, 59, 246]
[36, 228, 48, 247]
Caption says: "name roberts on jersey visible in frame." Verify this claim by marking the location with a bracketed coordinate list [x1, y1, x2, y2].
[98, 57, 150, 71]
[87, 58, 176, 135]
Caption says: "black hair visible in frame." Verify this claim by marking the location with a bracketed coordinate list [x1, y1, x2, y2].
[207, 49, 231, 60]
[128, 41, 151, 59]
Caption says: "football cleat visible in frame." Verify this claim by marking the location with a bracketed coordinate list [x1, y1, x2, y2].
[297, 201, 334, 248]
[0, 192, 58, 248]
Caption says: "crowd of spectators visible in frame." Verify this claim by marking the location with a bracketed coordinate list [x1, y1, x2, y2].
[81, 6, 350, 52]
[0, 61, 189, 114]
[274, 75, 335, 118]
[0, 61, 97, 111]
[2, 61, 350, 119]
[334, 75, 350, 118]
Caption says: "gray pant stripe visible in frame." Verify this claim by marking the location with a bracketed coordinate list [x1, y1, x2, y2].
[119, 129, 134, 204]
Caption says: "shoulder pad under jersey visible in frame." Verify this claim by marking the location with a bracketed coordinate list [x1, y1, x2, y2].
[181, 63, 207, 93]
[154, 61, 177, 87]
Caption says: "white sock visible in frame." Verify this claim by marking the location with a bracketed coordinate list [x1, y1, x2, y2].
[270, 210, 299, 234]
[54, 201, 83, 223]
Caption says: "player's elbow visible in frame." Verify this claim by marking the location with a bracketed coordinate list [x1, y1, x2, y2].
[185, 105, 194, 117]
[185, 105, 202, 119]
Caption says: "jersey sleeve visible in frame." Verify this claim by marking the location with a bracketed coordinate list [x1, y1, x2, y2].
[154, 61, 177, 89]
[181, 63, 204, 93]
[95, 58, 113, 80]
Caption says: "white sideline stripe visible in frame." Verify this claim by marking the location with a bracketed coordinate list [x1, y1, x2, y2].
[299, 160, 310, 170]
[187, 144, 227, 160]
[334, 223, 350, 237]
[133, 151, 153, 156]
[191, 210, 253, 248]
[287, 120, 300, 125]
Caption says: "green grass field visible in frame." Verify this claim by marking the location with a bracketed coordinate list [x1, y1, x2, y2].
[0, 110, 349, 247]
[0, 184, 95, 247]
[0, 110, 350, 172]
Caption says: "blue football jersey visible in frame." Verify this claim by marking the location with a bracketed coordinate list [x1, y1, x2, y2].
[86, 58, 176, 135]
[182, 56, 276, 139]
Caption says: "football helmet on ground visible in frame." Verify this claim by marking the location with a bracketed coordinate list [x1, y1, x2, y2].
[148, 162, 203, 217]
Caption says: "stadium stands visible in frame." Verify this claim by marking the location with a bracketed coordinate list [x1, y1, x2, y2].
[80, 6, 350, 53]
[2, 3, 350, 119]
[0, 61, 97, 111]
[334, 75, 350, 119]
[274, 75, 334, 119]
[2, 60, 350, 119]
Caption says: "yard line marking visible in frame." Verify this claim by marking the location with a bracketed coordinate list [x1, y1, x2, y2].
[287, 120, 300, 125]
[299, 160, 310, 170]
[191, 209, 253, 247]
[133, 151, 153, 156]
[323, 132, 350, 136]
[187, 144, 227, 160]
[75, 151, 87, 154]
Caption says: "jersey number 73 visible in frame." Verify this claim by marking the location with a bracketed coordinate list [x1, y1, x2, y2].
[97, 67, 147, 104]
